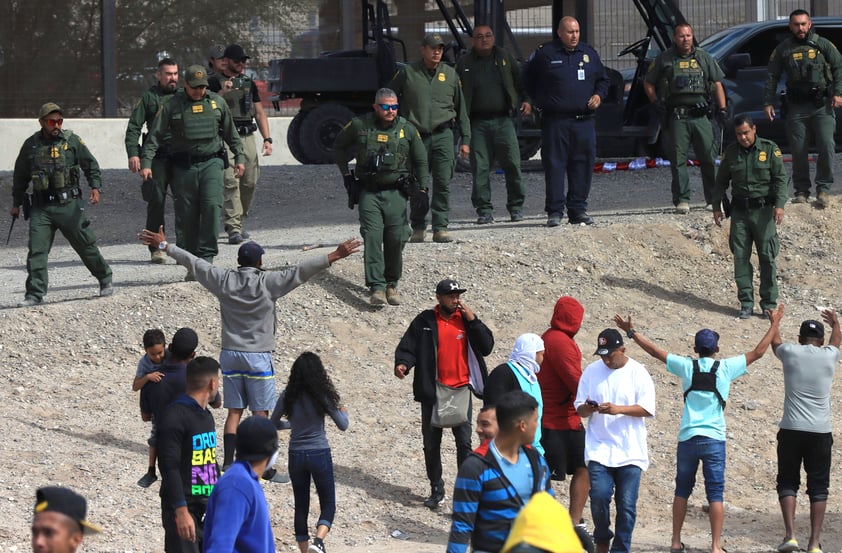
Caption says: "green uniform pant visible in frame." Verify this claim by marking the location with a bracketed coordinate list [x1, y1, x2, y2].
[470, 116, 524, 216]
[411, 128, 454, 232]
[171, 157, 224, 262]
[667, 115, 716, 205]
[786, 101, 836, 196]
[729, 206, 779, 310]
[25, 200, 112, 300]
[359, 188, 410, 290]
[223, 133, 259, 234]
[142, 156, 171, 252]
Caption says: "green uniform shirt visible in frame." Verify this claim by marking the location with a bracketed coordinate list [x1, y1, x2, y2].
[334, 113, 430, 189]
[125, 84, 177, 158]
[388, 61, 471, 143]
[764, 31, 842, 105]
[645, 46, 724, 107]
[13, 129, 101, 206]
[140, 90, 244, 169]
[456, 45, 527, 115]
[713, 136, 788, 210]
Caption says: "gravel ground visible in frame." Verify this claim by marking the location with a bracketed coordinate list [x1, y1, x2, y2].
[1, 156, 842, 553]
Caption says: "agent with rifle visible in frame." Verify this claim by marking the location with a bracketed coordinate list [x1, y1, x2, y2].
[10, 102, 113, 307]
[333, 87, 430, 306]
[763, 8, 842, 207]
[644, 22, 727, 214]
[712, 114, 787, 320]
[141, 65, 244, 274]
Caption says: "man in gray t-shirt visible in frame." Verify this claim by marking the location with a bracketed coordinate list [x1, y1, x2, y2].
[771, 308, 840, 553]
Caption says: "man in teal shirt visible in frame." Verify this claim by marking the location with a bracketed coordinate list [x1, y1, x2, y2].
[616, 307, 782, 553]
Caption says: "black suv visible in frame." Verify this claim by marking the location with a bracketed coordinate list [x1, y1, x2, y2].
[701, 17, 842, 150]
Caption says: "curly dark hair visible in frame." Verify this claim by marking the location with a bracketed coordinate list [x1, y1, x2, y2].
[280, 352, 341, 418]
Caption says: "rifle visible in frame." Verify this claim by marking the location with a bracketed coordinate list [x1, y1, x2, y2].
[6, 214, 17, 245]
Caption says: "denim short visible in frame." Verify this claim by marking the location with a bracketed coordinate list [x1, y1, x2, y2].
[220, 350, 277, 411]
[674, 435, 726, 502]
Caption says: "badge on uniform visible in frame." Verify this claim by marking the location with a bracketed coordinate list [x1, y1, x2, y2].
[192, 105, 204, 113]
[578, 69, 585, 80]
[376, 133, 389, 143]
[808, 49, 816, 59]
[774, 148, 782, 157]
[583, 54, 590, 63]
[792, 52, 803, 60]
[211, 100, 218, 109]
[690, 59, 699, 69]
[399, 129, 405, 139]
[438, 72, 446, 82]
[679, 61, 690, 68]
[758, 151, 767, 162]
[50, 146, 60, 159]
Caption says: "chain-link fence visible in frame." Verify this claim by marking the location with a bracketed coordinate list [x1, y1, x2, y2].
[1, 0, 840, 118]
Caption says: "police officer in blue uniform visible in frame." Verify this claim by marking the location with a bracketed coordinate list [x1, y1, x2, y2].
[524, 16, 609, 227]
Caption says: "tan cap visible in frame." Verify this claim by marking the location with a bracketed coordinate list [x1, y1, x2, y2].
[38, 102, 62, 119]
[184, 65, 209, 88]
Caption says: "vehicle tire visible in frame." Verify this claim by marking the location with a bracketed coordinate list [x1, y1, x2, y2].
[298, 103, 355, 164]
[286, 111, 312, 165]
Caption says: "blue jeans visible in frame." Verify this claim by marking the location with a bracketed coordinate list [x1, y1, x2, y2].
[588, 461, 642, 553]
[675, 436, 726, 502]
[289, 449, 336, 542]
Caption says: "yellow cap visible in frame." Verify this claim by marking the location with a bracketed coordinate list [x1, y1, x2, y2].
[501, 492, 582, 553]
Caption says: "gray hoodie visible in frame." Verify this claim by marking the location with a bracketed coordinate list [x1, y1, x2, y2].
[168, 245, 329, 352]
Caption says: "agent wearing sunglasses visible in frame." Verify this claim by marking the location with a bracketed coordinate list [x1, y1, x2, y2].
[10, 102, 113, 307]
[389, 33, 471, 244]
[334, 88, 430, 306]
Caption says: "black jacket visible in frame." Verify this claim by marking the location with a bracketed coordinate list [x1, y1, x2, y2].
[395, 308, 494, 403]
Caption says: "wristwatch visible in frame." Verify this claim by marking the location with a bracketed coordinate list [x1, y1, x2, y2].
[158, 241, 168, 251]
[263, 137, 273, 144]
[626, 329, 636, 339]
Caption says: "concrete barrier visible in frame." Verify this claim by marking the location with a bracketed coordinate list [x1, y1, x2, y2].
[0, 116, 301, 171]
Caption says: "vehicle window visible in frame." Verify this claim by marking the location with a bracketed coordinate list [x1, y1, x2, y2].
[814, 27, 842, 48]
[736, 27, 789, 67]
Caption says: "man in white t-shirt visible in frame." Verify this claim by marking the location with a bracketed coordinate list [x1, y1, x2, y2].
[771, 308, 841, 553]
[614, 307, 782, 553]
[575, 329, 655, 553]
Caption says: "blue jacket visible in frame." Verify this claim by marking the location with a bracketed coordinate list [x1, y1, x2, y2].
[204, 460, 275, 553]
[523, 39, 610, 116]
[447, 441, 552, 553]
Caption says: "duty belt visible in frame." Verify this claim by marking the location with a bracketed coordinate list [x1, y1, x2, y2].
[731, 195, 776, 211]
[33, 187, 82, 205]
[671, 105, 707, 119]
[236, 122, 258, 135]
[420, 120, 454, 137]
[170, 150, 223, 166]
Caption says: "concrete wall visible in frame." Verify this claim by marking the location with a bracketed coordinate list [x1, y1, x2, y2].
[0, 117, 300, 172]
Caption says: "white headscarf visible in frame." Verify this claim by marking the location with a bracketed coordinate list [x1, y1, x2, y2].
[508, 333, 545, 384]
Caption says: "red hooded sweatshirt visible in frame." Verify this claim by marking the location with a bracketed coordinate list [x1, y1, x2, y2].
[538, 296, 584, 430]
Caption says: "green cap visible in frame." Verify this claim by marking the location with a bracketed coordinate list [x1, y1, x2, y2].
[38, 102, 62, 119]
[184, 65, 209, 87]
[422, 33, 446, 47]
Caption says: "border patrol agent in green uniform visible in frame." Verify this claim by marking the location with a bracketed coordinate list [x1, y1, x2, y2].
[10, 103, 113, 307]
[645, 22, 726, 214]
[389, 33, 471, 244]
[763, 9, 842, 207]
[456, 25, 530, 224]
[125, 57, 179, 264]
[208, 44, 273, 245]
[334, 88, 431, 306]
[140, 65, 244, 270]
[712, 114, 787, 320]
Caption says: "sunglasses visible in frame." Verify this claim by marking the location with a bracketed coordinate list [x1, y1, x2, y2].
[378, 104, 399, 111]
[45, 118, 64, 127]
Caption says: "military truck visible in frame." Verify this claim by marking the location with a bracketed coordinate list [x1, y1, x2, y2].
[269, 0, 689, 164]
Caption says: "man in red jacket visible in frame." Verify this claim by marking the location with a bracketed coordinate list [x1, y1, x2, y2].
[539, 296, 589, 526]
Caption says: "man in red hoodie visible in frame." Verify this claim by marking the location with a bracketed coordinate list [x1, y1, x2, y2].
[539, 296, 589, 526]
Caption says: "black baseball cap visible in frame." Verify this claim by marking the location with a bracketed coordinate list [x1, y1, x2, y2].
[594, 329, 624, 356]
[223, 44, 249, 61]
[34, 487, 101, 534]
[237, 242, 265, 266]
[170, 327, 198, 359]
[236, 416, 279, 461]
[436, 279, 467, 295]
[800, 319, 825, 339]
